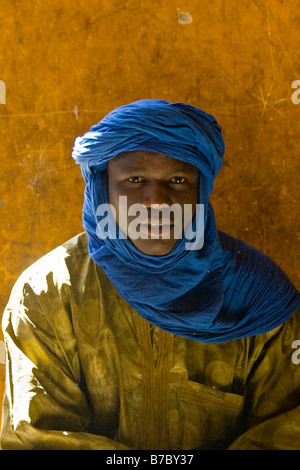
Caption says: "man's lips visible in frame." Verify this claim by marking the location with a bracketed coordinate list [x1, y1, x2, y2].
[138, 222, 174, 238]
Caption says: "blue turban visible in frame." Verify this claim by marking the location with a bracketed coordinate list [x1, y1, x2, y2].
[72, 99, 300, 342]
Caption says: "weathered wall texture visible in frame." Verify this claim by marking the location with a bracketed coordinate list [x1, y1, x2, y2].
[0, 0, 299, 422]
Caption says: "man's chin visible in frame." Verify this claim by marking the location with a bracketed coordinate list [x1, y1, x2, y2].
[130, 237, 178, 256]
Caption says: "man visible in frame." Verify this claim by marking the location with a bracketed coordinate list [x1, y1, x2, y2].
[1, 99, 300, 450]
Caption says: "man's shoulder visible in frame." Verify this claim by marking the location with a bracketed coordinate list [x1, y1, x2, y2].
[218, 229, 300, 304]
[27, 231, 89, 273]
[218, 230, 278, 270]
[217, 229, 299, 292]
[218, 230, 258, 254]
[60, 231, 89, 257]
[10, 232, 90, 296]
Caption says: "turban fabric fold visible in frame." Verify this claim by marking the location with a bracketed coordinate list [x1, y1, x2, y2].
[72, 99, 300, 342]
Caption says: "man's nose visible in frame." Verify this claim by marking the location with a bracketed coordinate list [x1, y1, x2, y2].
[141, 181, 171, 207]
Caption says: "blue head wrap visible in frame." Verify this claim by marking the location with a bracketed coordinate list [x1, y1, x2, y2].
[72, 99, 300, 342]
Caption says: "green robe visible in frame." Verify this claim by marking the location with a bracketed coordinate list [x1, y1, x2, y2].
[1, 233, 300, 450]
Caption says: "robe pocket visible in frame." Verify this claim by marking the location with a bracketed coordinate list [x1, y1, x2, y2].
[180, 380, 244, 415]
[179, 380, 245, 449]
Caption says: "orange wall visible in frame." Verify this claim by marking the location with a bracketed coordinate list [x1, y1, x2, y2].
[0, 0, 299, 424]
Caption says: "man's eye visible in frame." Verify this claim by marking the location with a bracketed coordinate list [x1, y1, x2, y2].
[127, 176, 144, 183]
[169, 176, 186, 184]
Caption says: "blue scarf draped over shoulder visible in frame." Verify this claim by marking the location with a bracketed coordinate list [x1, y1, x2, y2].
[72, 99, 300, 342]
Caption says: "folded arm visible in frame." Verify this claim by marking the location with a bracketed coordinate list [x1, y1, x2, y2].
[1, 278, 129, 450]
[228, 309, 300, 450]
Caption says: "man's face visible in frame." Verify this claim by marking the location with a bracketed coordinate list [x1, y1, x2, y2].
[107, 150, 199, 256]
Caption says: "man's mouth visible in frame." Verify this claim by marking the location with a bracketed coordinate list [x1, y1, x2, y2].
[138, 222, 174, 239]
